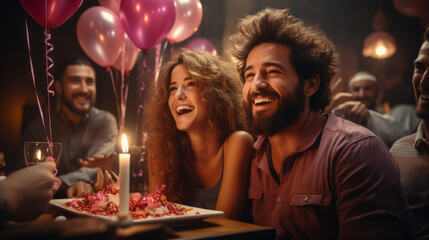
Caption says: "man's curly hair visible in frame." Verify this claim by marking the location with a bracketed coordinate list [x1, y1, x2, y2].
[228, 8, 338, 112]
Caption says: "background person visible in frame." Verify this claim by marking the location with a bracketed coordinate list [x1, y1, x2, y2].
[327, 71, 409, 147]
[22, 57, 118, 197]
[384, 86, 422, 133]
[390, 25, 429, 240]
[144, 50, 254, 220]
[229, 8, 413, 239]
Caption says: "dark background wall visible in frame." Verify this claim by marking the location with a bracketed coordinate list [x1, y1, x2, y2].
[0, 0, 427, 173]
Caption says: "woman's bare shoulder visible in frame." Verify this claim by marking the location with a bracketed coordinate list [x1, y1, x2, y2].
[223, 131, 254, 163]
[225, 131, 254, 145]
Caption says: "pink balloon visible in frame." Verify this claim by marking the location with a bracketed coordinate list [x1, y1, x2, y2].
[77, 6, 125, 67]
[19, 0, 83, 29]
[98, 0, 121, 16]
[120, 0, 176, 50]
[393, 0, 429, 18]
[184, 38, 217, 56]
[167, 0, 203, 44]
[112, 34, 141, 72]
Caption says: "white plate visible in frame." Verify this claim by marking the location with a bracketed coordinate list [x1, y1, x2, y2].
[49, 199, 223, 224]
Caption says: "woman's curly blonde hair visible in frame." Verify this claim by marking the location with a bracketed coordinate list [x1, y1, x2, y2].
[143, 49, 249, 203]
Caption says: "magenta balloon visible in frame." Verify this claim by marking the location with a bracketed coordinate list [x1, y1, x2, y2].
[112, 34, 141, 72]
[184, 38, 217, 56]
[19, 0, 83, 29]
[98, 0, 121, 16]
[120, 0, 176, 50]
[167, 0, 203, 44]
[77, 6, 125, 67]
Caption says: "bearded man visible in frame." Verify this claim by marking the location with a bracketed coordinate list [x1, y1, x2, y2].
[22, 57, 118, 197]
[390, 25, 429, 240]
[229, 8, 413, 239]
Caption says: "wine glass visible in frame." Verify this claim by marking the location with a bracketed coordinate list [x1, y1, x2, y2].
[24, 141, 62, 168]
[24, 141, 62, 190]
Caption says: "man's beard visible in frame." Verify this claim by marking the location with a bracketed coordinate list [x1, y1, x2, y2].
[246, 83, 306, 136]
[61, 92, 94, 116]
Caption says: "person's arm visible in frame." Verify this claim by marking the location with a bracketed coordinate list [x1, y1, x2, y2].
[66, 181, 94, 198]
[331, 101, 370, 124]
[366, 110, 410, 148]
[79, 154, 116, 172]
[59, 112, 118, 187]
[335, 137, 413, 239]
[216, 131, 254, 220]
[0, 162, 56, 222]
[86, 112, 118, 160]
[324, 92, 354, 114]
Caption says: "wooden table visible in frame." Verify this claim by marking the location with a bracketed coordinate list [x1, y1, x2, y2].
[167, 216, 275, 239]
[1, 205, 276, 240]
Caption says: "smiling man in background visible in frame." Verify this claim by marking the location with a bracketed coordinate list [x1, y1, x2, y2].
[22, 57, 118, 197]
[327, 71, 409, 148]
[390, 25, 429, 240]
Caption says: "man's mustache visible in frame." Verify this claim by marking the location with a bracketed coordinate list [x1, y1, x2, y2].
[247, 90, 280, 103]
[72, 93, 91, 99]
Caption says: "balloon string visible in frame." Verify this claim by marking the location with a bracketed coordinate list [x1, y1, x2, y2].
[160, 39, 169, 67]
[142, 51, 152, 73]
[154, 40, 164, 84]
[120, 68, 129, 135]
[25, 18, 52, 152]
[154, 43, 161, 84]
[108, 69, 121, 132]
[134, 80, 145, 139]
[134, 53, 147, 140]
[155, 39, 168, 83]
[44, 30, 55, 96]
[44, 29, 55, 154]
[44, 0, 53, 156]
[120, 41, 128, 135]
[44, 0, 55, 155]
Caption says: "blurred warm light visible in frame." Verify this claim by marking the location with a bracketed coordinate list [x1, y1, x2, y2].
[363, 8, 396, 59]
[375, 46, 386, 56]
[363, 31, 396, 59]
[121, 133, 129, 153]
[36, 149, 41, 160]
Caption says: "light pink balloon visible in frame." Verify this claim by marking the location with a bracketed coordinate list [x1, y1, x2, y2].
[167, 0, 203, 44]
[77, 6, 125, 67]
[98, 0, 121, 16]
[120, 0, 176, 50]
[112, 34, 141, 72]
[184, 37, 217, 55]
[19, 0, 83, 29]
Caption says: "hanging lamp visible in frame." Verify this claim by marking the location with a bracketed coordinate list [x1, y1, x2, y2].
[362, 8, 396, 59]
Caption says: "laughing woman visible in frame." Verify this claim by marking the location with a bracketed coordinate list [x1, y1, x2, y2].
[144, 49, 253, 220]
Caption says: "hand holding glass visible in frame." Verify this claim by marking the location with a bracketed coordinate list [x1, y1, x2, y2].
[24, 142, 62, 169]
[24, 142, 62, 190]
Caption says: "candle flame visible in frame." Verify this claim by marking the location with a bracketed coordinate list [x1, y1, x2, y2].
[121, 133, 129, 153]
[36, 149, 41, 160]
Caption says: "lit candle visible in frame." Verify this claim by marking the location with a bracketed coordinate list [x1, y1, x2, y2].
[119, 133, 130, 215]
